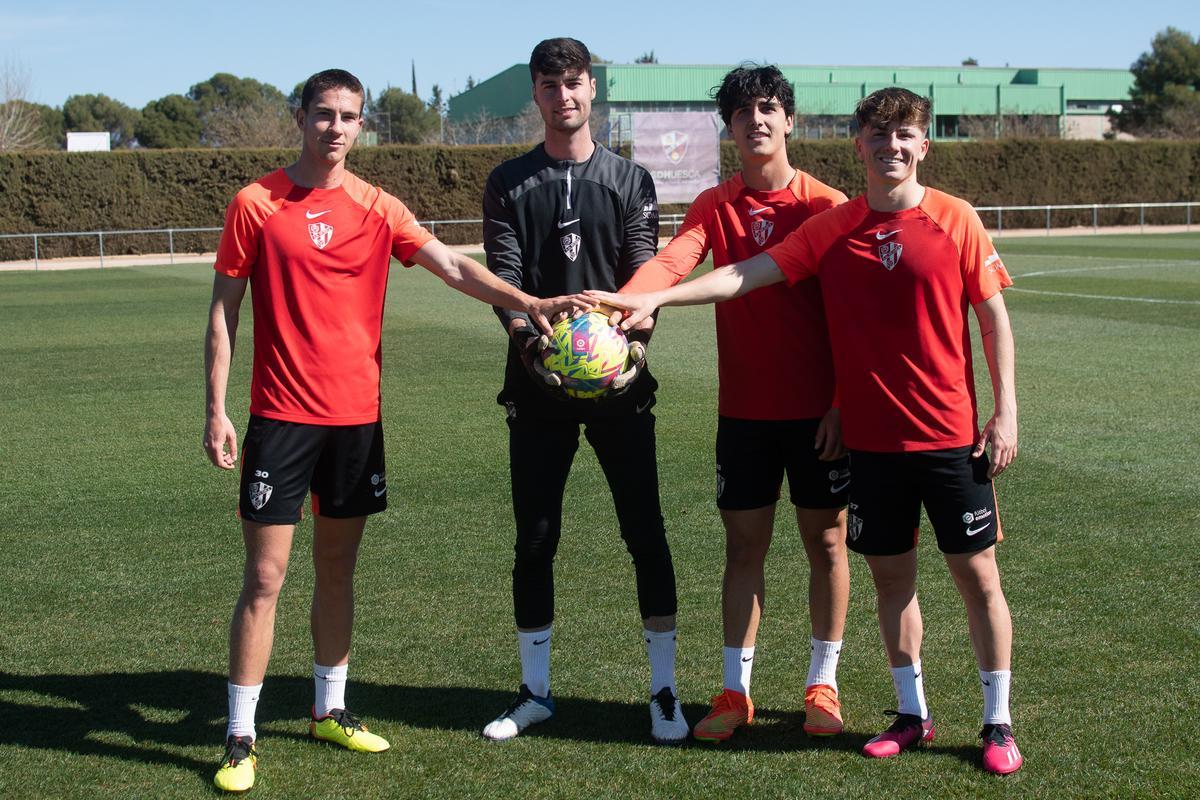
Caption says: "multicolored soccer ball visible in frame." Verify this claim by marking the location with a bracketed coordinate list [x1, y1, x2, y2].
[542, 311, 630, 399]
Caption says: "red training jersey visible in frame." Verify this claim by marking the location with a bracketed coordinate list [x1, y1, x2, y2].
[622, 171, 847, 419]
[766, 188, 1012, 452]
[214, 169, 434, 425]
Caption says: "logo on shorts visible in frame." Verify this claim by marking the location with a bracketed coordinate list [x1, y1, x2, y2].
[878, 241, 902, 271]
[847, 511, 863, 542]
[962, 508, 992, 524]
[560, 232, 580, 262]
[751, 217, 774, 246]
[964, 506, 993, 536]
[716, 464, 725, 499]
[248, 481, 273, 511]
[371, 472, 387, 498]
[828, 467, 850, 494]
[504, 401, 518, 420]
[308, 221, 333, 250]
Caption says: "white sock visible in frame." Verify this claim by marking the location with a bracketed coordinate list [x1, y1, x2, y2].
[890, 660, 928, 718]
[313, 662, 348, 718]
[227, 682, 262, 740]
[806, 638, 843, 691]
[722, 646, 755, 695]
[518, 627, 552, 697]
[980, 668, 1012, 725]
[644, 628, 677, 695]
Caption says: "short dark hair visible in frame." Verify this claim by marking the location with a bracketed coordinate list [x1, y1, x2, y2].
[855, 87, 932, 133]
[529, 38, 592, 82]
[712, 64, 796, 127]
[300, 69, 365, 114]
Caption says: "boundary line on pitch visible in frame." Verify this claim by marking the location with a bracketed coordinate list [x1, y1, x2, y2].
[1009, 260, 1200, 304]
[1005, 287, 1200, 305]
[1012, 261, 1200, 279]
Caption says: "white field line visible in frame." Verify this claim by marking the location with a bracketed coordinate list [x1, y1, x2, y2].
[1009, 259, 1200, 305]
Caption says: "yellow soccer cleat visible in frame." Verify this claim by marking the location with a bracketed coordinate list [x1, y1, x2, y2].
[213, 735, 257, 793]
[309, 708, 391, 753]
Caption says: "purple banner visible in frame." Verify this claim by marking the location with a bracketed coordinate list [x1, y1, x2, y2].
[631, 112, 720, 204]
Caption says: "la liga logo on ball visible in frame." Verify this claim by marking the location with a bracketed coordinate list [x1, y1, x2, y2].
[542, 312, 630, 399]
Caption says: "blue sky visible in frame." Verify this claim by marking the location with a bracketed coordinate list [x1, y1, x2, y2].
[3, 0, 1194, 109]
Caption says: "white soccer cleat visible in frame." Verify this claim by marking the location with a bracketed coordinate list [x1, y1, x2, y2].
[482, 684, 555, 741]
[649, 687, 689, 745]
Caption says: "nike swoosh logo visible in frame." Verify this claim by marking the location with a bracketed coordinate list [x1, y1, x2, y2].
[982, 679, 991, 686]
[875, 229, 900, 240]
[747, 206, 770, 216]
[966, 522, 990, 536]
[532, 637, 549, 646]
[557, 218, 580, 229]
[830, 480, 850, 494]
[741, 656, 753, 662]
[635, 398, 652, 414]
[374, 488, 387, 497]
[306, 209, 333, 219]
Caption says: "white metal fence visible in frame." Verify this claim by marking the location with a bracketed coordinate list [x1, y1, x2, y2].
[1, 202, 1197, 270]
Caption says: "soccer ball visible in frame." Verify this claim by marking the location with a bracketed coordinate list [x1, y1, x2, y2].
[542, 311, 630, 399]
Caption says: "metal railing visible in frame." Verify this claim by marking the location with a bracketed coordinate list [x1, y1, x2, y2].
[977, 201, 1197, 235]
[2, 202, 1197, 270]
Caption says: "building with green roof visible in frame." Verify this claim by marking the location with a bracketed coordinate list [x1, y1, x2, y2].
[448, 63, 1133, 141]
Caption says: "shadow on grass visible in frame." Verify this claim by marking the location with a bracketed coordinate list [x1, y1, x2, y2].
[0, 669, 982, 787]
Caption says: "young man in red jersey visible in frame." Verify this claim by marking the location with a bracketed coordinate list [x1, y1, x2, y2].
[589, 87, 1024, 775]
[203, 68, 584, 793]
[615, 65, 851, 743]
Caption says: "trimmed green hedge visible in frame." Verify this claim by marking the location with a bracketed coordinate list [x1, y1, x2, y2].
[2, 140, 1198, 260]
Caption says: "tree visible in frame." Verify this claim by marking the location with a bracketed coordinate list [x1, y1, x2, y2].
[1114, 27, 1200, 138]
[136, 94, 202, 148]
[63, 93, 140, 148]
[0, 60, 47, 150]
[635, 51, 658, 64]
[372, 87, 439, 144]
[962, 57, 979, 66]
[188, 73, 295, 147]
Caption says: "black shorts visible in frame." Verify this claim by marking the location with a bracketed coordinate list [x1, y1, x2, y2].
[845, 446, 999, 556]
[238, 415, 387, 524]
[715, 416, 850, 511]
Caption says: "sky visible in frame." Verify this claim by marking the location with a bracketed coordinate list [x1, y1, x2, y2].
[2, 0, 1195, 109]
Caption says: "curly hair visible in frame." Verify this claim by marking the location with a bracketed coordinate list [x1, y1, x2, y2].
[712, 64, 796, 127]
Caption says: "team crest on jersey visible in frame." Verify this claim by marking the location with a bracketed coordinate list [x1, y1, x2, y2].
[642, 202, 657, 220]
[248, 481, 273, 511]
[751, 218, 774, 246]
[878, 241, 902, 271]
[308, 222, 333, 250]
[660, 131, 688, 164]
[561, 232, 581, 262]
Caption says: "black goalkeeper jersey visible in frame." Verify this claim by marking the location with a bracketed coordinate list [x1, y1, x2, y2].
[484, 141, 659, 410]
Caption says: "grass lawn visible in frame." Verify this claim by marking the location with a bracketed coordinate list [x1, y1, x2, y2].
[0, 233, 1197, 798]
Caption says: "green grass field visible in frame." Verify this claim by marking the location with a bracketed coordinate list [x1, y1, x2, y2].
[1, 233, 1197, 798]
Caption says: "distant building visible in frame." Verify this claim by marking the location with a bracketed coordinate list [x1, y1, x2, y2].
[448, 63, 1132, 143]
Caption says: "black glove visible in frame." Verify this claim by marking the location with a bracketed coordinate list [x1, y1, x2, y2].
[513, 327, 569, 401]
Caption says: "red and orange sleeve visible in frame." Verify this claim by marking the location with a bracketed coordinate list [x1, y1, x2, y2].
[214, 183, 278, 278]
[620, 191, 714, 294]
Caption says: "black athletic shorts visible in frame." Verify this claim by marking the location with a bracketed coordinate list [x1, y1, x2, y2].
[845, 445, 999, 556]
[238, 414, 387, 524]
[715, 416, 850, 511]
